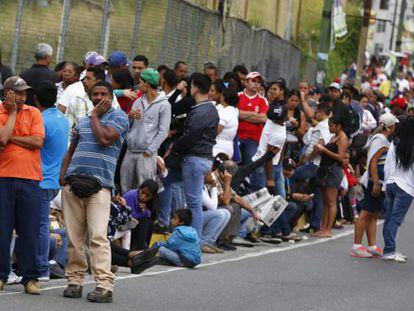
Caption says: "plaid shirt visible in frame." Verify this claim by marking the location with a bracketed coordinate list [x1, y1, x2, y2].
[66, 91, 120, 129]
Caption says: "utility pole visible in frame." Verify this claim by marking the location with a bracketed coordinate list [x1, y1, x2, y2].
[316, 0, 333, 85]
[356, 0, 372, 81]
[295, 0, 303, 44]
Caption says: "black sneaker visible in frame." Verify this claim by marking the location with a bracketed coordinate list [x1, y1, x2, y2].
[131, 257, 159, 274]
[50, 263, 65, 279]
[63, 284, 83, 298]
[131, 247, 158, 266]
[217, 241, 237, 251]
[86, 287, 113, 303]
[244, 233, 260, 243]
[152, 223, 170, 234]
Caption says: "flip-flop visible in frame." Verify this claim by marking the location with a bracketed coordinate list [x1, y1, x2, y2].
[260, 237, 282, 244]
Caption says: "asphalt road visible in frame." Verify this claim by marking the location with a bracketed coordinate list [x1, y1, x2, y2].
[2, 210, 414, 311]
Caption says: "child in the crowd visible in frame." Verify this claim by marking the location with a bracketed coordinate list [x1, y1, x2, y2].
[123, 180, 159, 250]
[131, 209, 202, 273]
[339, 150, 358, 225]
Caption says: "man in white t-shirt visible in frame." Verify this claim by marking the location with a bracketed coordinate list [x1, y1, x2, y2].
[250, 103, 286, 193]
[396, 71, 410, 93]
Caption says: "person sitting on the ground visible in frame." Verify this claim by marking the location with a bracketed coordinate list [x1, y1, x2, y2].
[132, 209, 202, 272]
[107, 194, 137, 250]
[201, 173, 231, 254]
[123, 180, 159, 250]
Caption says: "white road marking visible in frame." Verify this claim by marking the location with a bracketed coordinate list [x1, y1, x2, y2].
[0, 224, 368, 297]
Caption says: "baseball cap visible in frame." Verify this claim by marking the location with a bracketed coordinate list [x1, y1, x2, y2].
[108, 51, 129, 68]
[246, 71, 262, 81]
[3, 76, 31, 91]
[35, 43, 53, 58]
[379, 113, 399, 129]
[267, 103, 285, 122]
[84, 51, 98, 61]
[140, 68, 160, 86]
[85, 53, 107, 66]
[328, 82, 341, 91]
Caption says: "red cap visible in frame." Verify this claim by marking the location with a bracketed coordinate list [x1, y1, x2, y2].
[246, 71, 262, 81]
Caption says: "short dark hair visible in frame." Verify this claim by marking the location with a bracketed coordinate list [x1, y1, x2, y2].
[162, 68, 178, 88]
[204, 62, 218, 73]
[133, 55, 149, 67]
[174, 61, 186, 70]
[87, 66, 106, 82]
[36, 80, 57, 108]
[157, 64, 170, 73]
[232, 64, 248, 75]
[329, 115, 344, 128]
[222, 87, 239, 107]
[317, 101, 331, 115]
[175, 209, 192, 226]
[111, 68, 134, 89]
[54, 61, 67, 72]
[92, 80, 113, 96]
[287, 89, 301, 99]
[191, 73, 211, 94]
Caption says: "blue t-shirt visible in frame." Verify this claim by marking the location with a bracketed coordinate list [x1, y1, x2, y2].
[40, 108, 70, 189]
[65, 108, 129, 189]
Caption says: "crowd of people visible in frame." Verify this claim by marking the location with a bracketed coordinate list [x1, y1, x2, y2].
[1, 43, 414, 303]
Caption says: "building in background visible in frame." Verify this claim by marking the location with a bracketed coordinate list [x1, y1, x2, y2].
[366, 0, 414, 56]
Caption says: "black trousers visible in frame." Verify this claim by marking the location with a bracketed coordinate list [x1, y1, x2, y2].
[130, 217, 153, 251]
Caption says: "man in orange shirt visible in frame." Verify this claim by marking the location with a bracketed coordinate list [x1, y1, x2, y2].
[0, 76, 45, 295]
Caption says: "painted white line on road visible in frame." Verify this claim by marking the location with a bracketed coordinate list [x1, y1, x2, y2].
[1, 223, 374, 297]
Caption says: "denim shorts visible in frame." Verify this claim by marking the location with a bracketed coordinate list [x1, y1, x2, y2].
[360, 181, 385, 213]
[317, 164, 344, 188]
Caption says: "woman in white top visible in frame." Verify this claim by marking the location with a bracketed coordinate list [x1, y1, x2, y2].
[201, 173, 231, 253]
[350, 113, 398, 258]
[55, 62, 81, 103]
[213, 86, 239, 158]
[358, 94, 377, 134]
[382, 116, 414, 262]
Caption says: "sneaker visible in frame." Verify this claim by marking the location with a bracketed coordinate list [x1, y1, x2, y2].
[382, 252, 407, 263]
[6, 271, 22, 285]
[24, 280, 41, 295]
[152, 223, 169, 234]
[131, 257, 159, 274]
[244, 233, 260, 243]
[260, 236, 282, 244]
[367, 246, 383, 257]
[349, 246, 373, 258]
[63, 284, 83, 298]
[216, 241, 237, 251]
[38, 275, 50, 282]
[201, 245, 216, 254]
[231, 237, 254, 248]
[395, 251, 408, 260]
[117, 218, 139, 232]
[50, 263, 65, 279]
[86, 287, 113, 303]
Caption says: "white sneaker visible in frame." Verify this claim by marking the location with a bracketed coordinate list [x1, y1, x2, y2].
[382, 252, 407, 263]
[395, 251, 408, 260]
[6, 272, 22, 285]
[38, 275, 50, 282]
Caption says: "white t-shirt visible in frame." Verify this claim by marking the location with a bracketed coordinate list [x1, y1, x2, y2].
[396, 78, 410, 93]
[58, 81, 85, 108]
[252, 120, 286, 165]
[213, 105, 239, 158]
[384, 142, 414, 197]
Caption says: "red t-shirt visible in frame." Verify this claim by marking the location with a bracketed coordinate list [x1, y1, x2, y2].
[237, 91, 268, 142]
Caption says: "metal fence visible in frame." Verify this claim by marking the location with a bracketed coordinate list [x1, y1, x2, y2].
[0, 0, 316, 87]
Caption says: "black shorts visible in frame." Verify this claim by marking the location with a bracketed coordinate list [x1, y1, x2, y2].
[360, 181, 385, 213]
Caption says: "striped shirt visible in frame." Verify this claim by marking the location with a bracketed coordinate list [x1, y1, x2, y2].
[65, 107, 129, 189]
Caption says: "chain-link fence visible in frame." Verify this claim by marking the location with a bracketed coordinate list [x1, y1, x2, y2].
[0, 0, 316, 87]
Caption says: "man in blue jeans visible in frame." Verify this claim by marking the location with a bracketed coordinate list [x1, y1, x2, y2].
[174, 73, 219, 238]
[0, 77, 45, 294]
[36, 81, 69, 281]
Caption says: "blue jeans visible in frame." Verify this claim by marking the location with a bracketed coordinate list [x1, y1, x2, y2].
[0, 178, 41, 284]
[383, 183, 413, 255]
[239, 209, 253, 238]
[239, 138, 258, 165]
[271, 202, 299, 236]
[250, 163, 285, 198]
[38, 188, 59, 277]
[202, 209, 230, 245]
[171, 182, 185, 214]
[158, 169, 182, 227]
[49, 228, 68, 268]
[292, 162, 322, 229]
[182, 156, 213, 238]
[158, 246, 190, 267]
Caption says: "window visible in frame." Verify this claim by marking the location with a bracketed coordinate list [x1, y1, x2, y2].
[374, 43, 384, 55]
[380, 0, 389, 10]
[377, 20, 387, 32]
